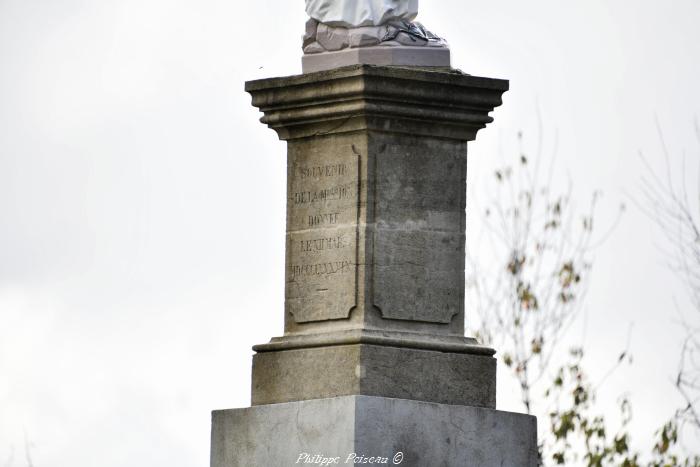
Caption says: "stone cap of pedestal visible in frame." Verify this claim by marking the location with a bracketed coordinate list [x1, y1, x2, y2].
[245, 65, 508, 141]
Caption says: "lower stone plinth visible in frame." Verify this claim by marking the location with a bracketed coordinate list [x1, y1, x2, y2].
[252, 342, 496, 408]
[210, 395, 538, 467]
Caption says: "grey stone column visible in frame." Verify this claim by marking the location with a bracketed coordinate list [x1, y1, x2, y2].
[246, 65, 506, 408]
[210, 65, 538, 467]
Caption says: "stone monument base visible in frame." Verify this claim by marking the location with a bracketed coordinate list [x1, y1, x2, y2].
[302, 46, 451, 73]
[251, 336, 496, 408]
[211, 395, 538, 467]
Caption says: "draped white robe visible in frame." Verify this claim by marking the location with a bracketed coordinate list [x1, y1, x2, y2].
[305, 0, 419, 28]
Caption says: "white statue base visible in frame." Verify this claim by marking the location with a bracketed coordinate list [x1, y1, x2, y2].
[303, 45, 450, 73]
[301, 17, 450, 73]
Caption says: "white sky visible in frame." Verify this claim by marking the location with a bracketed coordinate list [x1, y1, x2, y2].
[1, 0, 699, 465]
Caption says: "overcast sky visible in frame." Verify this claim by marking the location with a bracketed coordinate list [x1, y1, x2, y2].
[1, 0, 699, 465]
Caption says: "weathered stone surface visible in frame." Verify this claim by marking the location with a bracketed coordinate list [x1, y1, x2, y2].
[281, 133, 469, 332]
[251, 343, 496, 408]
[247, 66, 507, 337]
[243, 64, 510, 412]
[246, 65, 507, 141]
[372, 136, 466, 323]
[213, 57, 531, 467]
[211, 396, 538, 467]
[285, 143, 359, 323]
[278, 132, 475, 338]
[212, 397, 354, 467]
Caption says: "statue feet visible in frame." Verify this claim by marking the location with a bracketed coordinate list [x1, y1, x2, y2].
[303, 18, 448, 54]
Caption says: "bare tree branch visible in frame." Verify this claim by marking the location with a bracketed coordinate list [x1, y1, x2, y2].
[638, 119, 700, 436]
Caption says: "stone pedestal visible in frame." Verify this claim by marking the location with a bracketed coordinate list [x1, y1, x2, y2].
[212, 396, 538, 467]
[211, 65, 537, 466]
[245, 65, 507, 408]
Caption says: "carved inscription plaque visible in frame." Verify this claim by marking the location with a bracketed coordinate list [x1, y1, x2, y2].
[285, 151, 359, 323]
